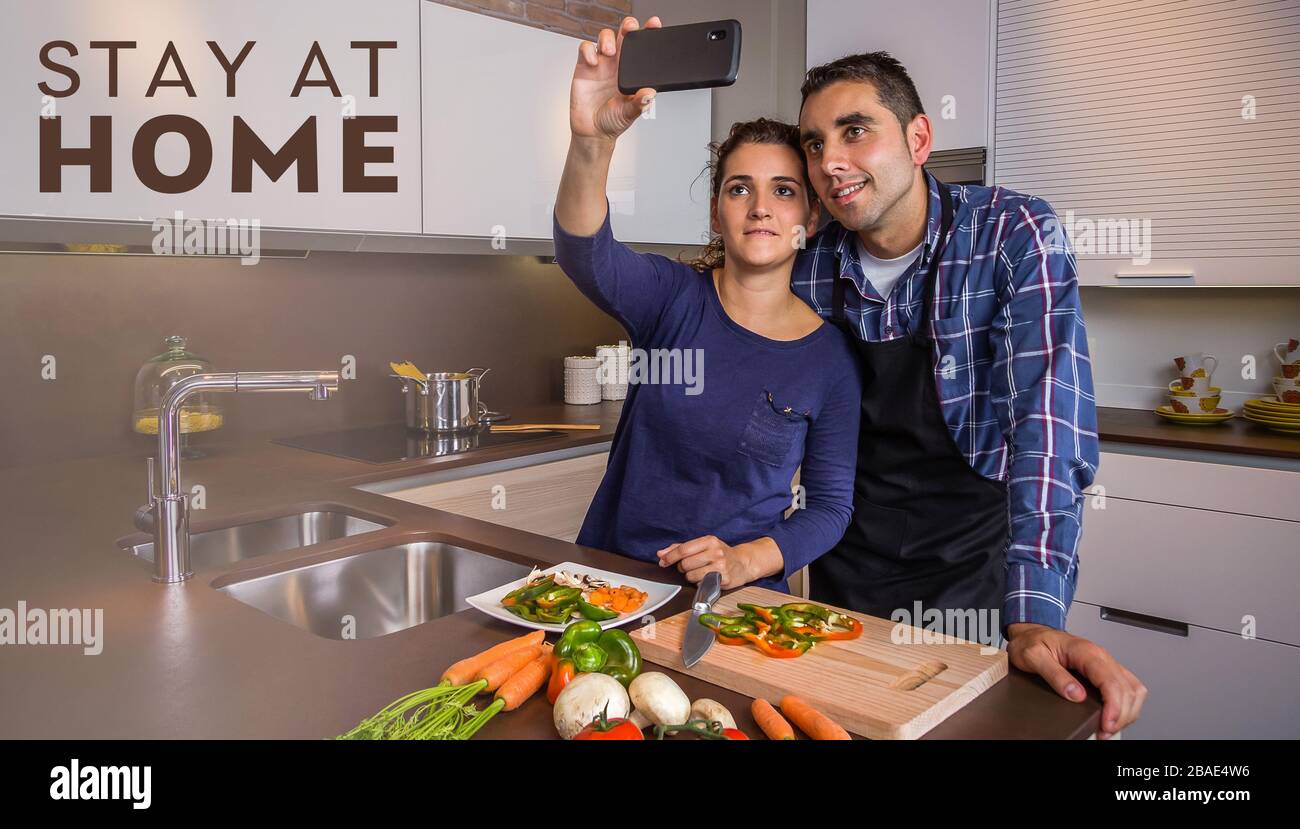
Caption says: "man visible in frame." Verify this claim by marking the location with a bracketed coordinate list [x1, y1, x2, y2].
[792, 51, 1146, 738]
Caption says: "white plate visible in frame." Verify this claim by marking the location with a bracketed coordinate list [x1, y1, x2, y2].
[465, 561, 681, 633]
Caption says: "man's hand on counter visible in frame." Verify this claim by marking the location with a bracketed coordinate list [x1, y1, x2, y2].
[1007, 622, 1149, 739]
[656, 535, 784, 589]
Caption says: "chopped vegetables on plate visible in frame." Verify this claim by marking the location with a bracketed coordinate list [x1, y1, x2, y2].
[501, 567, 648, 624]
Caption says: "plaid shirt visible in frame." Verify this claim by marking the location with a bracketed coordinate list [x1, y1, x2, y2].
[791, 171, 1099, 633]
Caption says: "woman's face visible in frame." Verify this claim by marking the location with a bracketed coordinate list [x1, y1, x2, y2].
[710, 142, 820, 273]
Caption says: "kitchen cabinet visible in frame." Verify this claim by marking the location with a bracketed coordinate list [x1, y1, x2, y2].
[1067, 600, 1300, 739]
[993, 0, 1300, 286]
[379, 450, 609, 542]
[1071, 448, 1300, 738]
[419, 2, 712, 245]
[806, 0, 995, 154]
[0, 0, 423, 233]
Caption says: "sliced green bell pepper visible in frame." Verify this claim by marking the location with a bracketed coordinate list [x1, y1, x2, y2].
[577, 599, 619, 622]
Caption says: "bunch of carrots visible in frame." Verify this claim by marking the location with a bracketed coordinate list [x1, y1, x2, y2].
[337, 631, 553, 740]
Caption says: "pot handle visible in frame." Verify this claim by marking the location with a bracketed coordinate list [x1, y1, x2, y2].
[466, 367, 490, 380]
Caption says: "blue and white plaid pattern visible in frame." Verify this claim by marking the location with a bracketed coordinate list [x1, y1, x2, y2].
[792, 172, 1099, 632]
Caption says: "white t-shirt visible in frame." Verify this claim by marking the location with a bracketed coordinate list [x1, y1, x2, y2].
[854, 235, 924, 301]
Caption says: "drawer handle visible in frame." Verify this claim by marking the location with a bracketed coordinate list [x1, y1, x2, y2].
[1100, 606, 1188, 637]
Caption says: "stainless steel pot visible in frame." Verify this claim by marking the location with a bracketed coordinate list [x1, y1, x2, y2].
[395, 367, 491, 433]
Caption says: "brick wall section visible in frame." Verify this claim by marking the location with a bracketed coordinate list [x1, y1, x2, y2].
[431, 0, 633, 39]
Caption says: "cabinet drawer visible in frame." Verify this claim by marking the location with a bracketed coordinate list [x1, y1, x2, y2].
[1067, 601, 1300, 739]
[1077, 497, 1299, 646]
[1091, 451, 1298, 521]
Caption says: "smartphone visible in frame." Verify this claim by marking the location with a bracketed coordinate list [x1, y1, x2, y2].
[618, 20, 742, 94]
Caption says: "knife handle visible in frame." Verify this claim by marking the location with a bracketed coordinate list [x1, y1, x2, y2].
[695, 571, 722, 609]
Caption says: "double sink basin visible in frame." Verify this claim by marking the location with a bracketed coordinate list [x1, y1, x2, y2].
[119, 507, 531, 641]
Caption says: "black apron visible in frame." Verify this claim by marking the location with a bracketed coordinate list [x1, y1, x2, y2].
[809, 182, 1009, 645]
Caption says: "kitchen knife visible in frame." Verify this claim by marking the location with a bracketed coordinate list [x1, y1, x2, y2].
[681, 570, 722, 668]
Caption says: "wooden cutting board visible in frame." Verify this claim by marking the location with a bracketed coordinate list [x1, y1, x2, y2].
[630, 586, 1007, 739]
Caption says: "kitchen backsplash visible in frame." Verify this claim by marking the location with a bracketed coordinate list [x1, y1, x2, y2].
[0, 250, 626, 469]
[1080, 286, 1299, 411]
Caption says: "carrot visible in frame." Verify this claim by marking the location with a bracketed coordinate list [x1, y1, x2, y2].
[752, 698, 795, 740]
[494, 644, 554, 711]
[780, 695, 851, 741]
[441, 630, 545, 686]
[474, 644, 544, 692]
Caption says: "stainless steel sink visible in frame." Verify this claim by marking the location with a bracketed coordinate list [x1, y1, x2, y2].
[123, 509, 390, 568]
[216, 542, 532, 640]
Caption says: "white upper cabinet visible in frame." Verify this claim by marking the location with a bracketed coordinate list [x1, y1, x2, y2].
[994, 0, 1300, 287]
[0, 0, 423, 233]
[419, 2, 712, 245]
[806, 0, 994, 153]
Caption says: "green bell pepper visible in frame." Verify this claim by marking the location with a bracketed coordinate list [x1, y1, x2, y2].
[554, 620, 642, 687]
[571, 641, 608, 673]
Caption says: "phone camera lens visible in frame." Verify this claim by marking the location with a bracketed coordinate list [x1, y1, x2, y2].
[708, 30, 726, 41]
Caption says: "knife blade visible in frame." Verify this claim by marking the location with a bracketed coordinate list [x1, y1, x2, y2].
[681, 571, 722, 668]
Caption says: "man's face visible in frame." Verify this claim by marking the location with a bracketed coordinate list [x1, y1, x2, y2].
[798, 80, 927, 233]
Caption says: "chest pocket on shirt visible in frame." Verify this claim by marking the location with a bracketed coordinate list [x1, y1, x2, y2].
[737, 390, 810, 467]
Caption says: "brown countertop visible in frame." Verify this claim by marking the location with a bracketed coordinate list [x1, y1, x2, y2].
[0, 400, 1100, 740]
[1098, 406, 1300, 460]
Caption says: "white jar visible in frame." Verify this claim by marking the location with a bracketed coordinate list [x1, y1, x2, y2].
[595, 342, 630, 401]
[564, 355, 602, 405]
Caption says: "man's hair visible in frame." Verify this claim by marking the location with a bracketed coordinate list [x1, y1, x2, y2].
[800, 51, 925, 134]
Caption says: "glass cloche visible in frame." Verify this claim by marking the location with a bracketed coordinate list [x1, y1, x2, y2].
[132, 336, 223, 446]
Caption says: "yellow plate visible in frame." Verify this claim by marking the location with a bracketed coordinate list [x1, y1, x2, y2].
[1242, 411, 1300, 426]
[1154, 406, 1233, 424]
[1243, 397, 1300, 415]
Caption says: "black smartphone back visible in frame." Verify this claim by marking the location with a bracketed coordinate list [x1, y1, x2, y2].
[618, 20, 742, 94]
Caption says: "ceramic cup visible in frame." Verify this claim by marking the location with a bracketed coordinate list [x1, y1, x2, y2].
[1273, 376, 1300, 404]
[1175, 353, 1211, 387]
[1275, 340, 1300, 379]
[1168, 392, 1222, 414]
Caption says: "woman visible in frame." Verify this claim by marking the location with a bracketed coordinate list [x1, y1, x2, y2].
[553, 16, 861, 591]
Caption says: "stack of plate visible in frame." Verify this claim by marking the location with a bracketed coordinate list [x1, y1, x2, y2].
[1242, 397, 1300, 434]
[1154, 403, 1233, 425]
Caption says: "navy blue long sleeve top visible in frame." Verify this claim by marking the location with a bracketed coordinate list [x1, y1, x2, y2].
[553, 206, 862, 591]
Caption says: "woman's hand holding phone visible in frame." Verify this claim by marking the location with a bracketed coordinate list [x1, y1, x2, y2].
[571, 16, 661, 143]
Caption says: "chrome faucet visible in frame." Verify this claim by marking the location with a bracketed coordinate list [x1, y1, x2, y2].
[135, 370, 340, 583]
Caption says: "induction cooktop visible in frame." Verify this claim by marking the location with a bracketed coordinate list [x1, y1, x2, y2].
[273, 423, 562, 464]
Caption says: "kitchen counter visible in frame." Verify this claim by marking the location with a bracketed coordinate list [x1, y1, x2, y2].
[1098, 406, 1300, 461]
[0, 400, 1101, 740]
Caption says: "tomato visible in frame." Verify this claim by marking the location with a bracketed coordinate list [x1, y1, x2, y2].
[574, 717, 645, 740]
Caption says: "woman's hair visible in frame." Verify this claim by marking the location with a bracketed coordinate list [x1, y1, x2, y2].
[683, 117, 815, 272]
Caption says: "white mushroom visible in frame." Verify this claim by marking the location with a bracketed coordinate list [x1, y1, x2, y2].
[689, 698, 736, 731]
[628, 672, 691, 726]
[552, 672, 630, 740]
